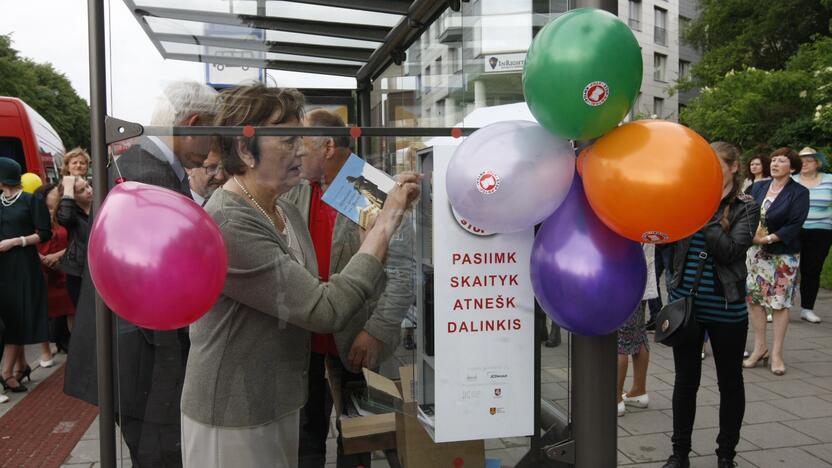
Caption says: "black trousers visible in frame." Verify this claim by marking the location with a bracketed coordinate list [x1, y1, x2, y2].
[118, 414, 182, 468]
[799, 229, 832, 310]
[671, 321, 747, 460]
[299, 352, 371, 468]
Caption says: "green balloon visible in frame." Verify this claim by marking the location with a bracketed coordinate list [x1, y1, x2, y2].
[523, 8, 643, 140]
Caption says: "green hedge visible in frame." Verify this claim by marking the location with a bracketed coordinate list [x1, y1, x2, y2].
[822, 254, 832, 290]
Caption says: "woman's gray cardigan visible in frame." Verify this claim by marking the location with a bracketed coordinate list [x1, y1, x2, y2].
[181, 189, 385, 427]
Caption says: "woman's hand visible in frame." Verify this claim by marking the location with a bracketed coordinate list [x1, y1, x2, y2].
[0, 238, 21, 252]
[62, 176, 76, 198]
[373, 172, 422, 235]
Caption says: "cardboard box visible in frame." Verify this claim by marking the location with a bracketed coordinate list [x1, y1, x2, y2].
[327, 362, 485, 466]
[326, 359, 397, 455]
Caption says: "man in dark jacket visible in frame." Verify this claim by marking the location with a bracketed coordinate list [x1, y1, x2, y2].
[63, 80, 218, 468]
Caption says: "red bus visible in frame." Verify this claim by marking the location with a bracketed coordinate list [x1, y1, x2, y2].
[0, 96, 65, 183]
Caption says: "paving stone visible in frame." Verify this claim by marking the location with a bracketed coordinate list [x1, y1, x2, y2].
[812, 377, 832, 391]
[763, 379, 830, 398]
[819, 393, 832, 403]
[740, 422, 820, 449]
[769, 396, 832, 419]
[782, 417, 832, 443]
[541, 382, 568, 400]
[785, 349, 832, 363]
[792, 361, 832, 377]
[742, 382, 783, 402]
[739, 447, 832, 467]
[742, 400, 802, 424]
[617, 409, 674, 435]
[803, 443, 832, 465]
[689, 427, 759, 456]
[618, 433, 673, 463]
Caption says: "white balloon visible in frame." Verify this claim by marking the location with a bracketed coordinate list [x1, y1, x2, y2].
[445, 121, 575, 233]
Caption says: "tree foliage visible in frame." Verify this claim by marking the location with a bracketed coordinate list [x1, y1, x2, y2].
[0, 34, 90, 150]
[679, 2, 832, 154]
[683, 0, 832, 87]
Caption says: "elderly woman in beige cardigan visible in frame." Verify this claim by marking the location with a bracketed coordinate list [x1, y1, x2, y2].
[180, 84, 420, 468]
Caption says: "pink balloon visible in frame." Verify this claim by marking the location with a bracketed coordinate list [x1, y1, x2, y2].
[88, 182, 227, 330]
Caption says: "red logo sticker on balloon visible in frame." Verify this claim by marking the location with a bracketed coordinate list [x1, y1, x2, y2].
[641, 231, 670, 243]
[476, 171, 500, 194]
[583, 81, 609, 107]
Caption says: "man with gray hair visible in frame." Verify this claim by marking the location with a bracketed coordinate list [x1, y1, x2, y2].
[284, 108, 415, 468]
[64, 80, 219, 468]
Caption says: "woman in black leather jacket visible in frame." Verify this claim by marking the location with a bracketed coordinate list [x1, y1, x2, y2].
[662, 142, 760, 468]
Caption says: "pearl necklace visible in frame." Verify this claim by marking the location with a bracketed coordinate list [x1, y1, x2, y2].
[1, 189, 22, 207]
[232, 177, 292, 249]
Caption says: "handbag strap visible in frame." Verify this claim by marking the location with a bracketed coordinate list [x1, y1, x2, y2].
[689, 251, 709, 297]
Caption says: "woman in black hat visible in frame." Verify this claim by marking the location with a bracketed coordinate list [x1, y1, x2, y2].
[0, 157, 52, 393]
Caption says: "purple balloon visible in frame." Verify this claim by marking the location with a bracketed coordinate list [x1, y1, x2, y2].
[446, 120, 575, 233]
[530, 177, 647, 336]
[88, 182, 227, 330]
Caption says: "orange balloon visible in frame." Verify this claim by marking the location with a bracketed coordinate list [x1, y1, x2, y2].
[581, 120, 722, 243]
[576, 147, 589, 177]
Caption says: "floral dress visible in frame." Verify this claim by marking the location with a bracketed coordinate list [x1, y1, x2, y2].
[746, 198, 800, 309]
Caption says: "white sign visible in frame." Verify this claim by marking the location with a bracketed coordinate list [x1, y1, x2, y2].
[484, 53, 526, 73]
[204, 24, 264, 88]
[431, 146, 534, 442]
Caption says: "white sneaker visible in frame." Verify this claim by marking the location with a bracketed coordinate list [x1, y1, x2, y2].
[617, 400, 626, 417]
[0, 394, 8, 403]
[766, 313, 773, 323]
[40, 358, 54, 368]
[622, 392, 649, 408]
[801, 310, 822, 323]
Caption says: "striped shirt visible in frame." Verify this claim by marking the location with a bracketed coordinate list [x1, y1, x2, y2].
[668, 232, 748, 323]
[794, 173, 832, 230]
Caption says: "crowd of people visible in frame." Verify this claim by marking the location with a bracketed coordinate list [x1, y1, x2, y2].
[1, 79, 830, 468]
[615, 143, 829, 468]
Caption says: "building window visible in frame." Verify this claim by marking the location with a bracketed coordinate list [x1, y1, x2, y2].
[654, 53, 667, 82]
[679, 60, 691, 80]
[628, 0, 642, 31]
[679, 16, 691, 42]
[654, 7, 667, 46]
[653, 97, 664, 118]
[435, 56, 443, 76]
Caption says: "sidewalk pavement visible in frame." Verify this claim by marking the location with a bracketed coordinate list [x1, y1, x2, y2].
[51, 289, 832, 467]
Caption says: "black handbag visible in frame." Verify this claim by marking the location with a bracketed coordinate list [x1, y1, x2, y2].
[654, 251, 708, 347]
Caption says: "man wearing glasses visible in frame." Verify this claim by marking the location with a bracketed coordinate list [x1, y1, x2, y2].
[186, 147, 226, 206]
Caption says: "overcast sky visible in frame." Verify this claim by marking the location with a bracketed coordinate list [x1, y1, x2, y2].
[0, 0, 377, 124]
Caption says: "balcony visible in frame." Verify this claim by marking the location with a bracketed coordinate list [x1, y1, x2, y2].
[654, 26, 667, 46]
[438, 12, 462, 43]
[628, 18, 642, 31]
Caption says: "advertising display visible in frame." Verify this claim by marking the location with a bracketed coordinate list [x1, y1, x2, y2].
[427, 146, 535, 442]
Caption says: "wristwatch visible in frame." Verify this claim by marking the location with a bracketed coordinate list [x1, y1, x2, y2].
[766, 235, 774, 244]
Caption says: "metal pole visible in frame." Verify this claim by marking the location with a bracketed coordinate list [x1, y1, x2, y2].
[571, 333, 618, 467]
[357, 80, 372, 157]
[567, 0, 619, 462]
[87, 0, 116, 466]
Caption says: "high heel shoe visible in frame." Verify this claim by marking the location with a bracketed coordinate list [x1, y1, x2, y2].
[771, 358, 786, 376]
[1, 376, 28, 393]
[15, 365, 32, 383]
[742, 349, 769, 368]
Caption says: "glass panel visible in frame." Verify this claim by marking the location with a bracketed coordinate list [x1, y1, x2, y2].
[133, 0, 401, 27]
[159, 41, 365, 66]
